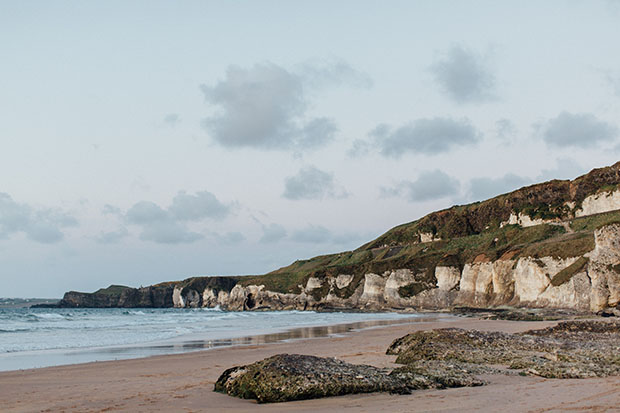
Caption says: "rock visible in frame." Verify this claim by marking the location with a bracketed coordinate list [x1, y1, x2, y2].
[390, 360, 487, 389]
[214, 354, 409, 403]
[214, 353, 486, 403]
[58, 284, 175, 308]
[387, 320, 620, 379]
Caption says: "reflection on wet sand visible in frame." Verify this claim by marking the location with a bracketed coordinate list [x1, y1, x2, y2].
[0, 315, 447, 371]
[106, 315, 442, 355]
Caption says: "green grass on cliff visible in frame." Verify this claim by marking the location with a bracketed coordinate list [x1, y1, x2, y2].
[94, 285, 131, 297]
[569, 210, 620, 232]
[240, 219, 601, 294]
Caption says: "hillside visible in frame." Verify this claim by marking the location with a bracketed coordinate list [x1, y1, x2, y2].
[237, 162, 620, 295]
[51, 162, 620, 313]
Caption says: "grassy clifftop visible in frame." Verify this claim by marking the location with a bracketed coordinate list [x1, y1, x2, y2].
[364, 162, 620, 249]
[240, 163, 620, 294]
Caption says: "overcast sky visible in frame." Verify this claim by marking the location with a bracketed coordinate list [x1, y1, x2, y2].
[2, 0, 620, 297]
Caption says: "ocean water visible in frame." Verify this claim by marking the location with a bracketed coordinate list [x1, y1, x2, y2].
[0, 307, 426, 371]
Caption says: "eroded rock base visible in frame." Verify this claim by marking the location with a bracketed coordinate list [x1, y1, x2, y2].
[214, 354, 482, 403]
[388, 320, 620, 379]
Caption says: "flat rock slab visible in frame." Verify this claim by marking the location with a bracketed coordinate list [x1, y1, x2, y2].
[387, 320, 620, 379]
[214, 353, 482, 403]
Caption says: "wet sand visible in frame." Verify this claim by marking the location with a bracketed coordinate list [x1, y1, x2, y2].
[2, 317, 620, 412]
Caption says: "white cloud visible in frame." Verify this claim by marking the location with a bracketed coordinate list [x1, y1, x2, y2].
[0, 193, 78, 244]
[201, 62, 338, 152]
[124, 191, 234, 244]
[370, 117, 480, 158]
[96, 227, 129, 244]
[169, 191, 233, 221]
[431, 45, 496, 103]
[541, 112, 618, 148]
[381, 170, 460, 202]
[283, 166, 349, 200]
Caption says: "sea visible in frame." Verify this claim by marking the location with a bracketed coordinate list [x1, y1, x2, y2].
[0, 307, 427, 372]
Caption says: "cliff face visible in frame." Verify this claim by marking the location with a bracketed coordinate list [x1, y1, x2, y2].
[54, 162, 620, 313]
[178, 223, 617, 313]
[57, 284, 176, 308]
[55, 277, 240, 309]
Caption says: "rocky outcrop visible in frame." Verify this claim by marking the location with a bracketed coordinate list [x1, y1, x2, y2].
[576, 189, 620, 217]
[171, 276, 238, 308]
[57, 284, 175, 308]
[387, 320, 620, 379]
[500, 212, 557, 228]
[55, 277, 238, 309]
[214, 353, 483, 403]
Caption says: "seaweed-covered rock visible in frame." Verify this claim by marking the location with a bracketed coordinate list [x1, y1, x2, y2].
[523, 319, 620, 336]
[390, 360, 488, 389]
[386, 328, 552, 365]
[214, 354, 409, 403]
[388, 320, 620, 379]
[214, 354, 484, 403]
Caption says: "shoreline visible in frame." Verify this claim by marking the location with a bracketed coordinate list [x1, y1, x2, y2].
[0, 311, 436, 373]
[3, 316, 620, 412]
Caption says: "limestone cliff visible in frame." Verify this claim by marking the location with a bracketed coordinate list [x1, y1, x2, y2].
[53, 162, 620, 313]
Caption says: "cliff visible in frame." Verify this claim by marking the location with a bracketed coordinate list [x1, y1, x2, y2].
[52, 277, 239, 308]
[52, 162, 620, 313]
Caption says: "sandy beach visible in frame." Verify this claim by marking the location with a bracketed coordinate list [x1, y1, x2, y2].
[2, 316, 620, 412]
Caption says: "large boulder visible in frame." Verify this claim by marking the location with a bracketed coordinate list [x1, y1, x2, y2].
[214, 353, 483, 403]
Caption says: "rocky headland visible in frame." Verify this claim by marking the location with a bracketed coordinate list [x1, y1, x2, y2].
[45, 162, 620, 315]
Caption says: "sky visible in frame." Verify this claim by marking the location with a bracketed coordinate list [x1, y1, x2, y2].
[2, 0, 620, 297]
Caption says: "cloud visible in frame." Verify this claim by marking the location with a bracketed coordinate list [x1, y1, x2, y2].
[260, 223, 287, 243]
[381, 170, 460, 202]
[297, 117, 338, 151]
[169, 191, 233, 221]
[468, 174, 532, 202]
[126, 201, 169, 225]
[211, 231, 245, 245]
[291, 224, 332, 244]
[125, 201, 202, 244]
[163, 113, 181, 127]
[96, 227, 129, 244]
[347, 139, 371, 158]
[138, 222, 203, 244]
[0, 193, 78, 243]
[124, 190, 233, 244]
[200, 62, 337, 152]
[431, 45, 496, 103]
[540, 112, 618, 148]
[102, 204, 122, 216]
[296, 58, 373, 89]
[370, 117, 480, 158]
[283, 166, 349, 200]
